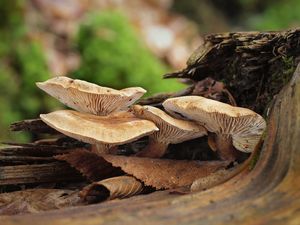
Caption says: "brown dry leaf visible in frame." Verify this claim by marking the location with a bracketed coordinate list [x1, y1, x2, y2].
[80, 176, 144, 204]
[101, 154, 229, 189]
[190, 169, 230, 191]
[0, 189, 81, 215]
[56, 150, 228, 190]
[54, 149, 123, 181]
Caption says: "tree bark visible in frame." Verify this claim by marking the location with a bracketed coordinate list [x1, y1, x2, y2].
[164, 29, 300, 114]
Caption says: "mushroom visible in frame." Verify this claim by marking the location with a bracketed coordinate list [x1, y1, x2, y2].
[40, 110, 159, 154]
[36, 76, 146, 115]
[131, 105, 207, 158]
[163, 96, 266, 161]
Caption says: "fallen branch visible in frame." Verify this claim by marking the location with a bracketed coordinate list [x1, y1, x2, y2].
[10, 119, 58, 134]
[0, 162, 83, 185]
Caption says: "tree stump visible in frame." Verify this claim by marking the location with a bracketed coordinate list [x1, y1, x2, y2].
[1, 53, 300, 225]
[1, 30, 300, 224]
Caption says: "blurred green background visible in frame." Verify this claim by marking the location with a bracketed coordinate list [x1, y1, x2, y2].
[0, 0, 299, 142]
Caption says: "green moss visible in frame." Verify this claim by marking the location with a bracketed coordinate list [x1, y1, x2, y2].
[0, 40, 59, 142]
[72, 11, 184, 96]
[282, 56, 295, 82]
[0, 0, 24, 30]
[0, 1, 59, 142]
[247, 0, 300, 30]
[0, 9, 185, 142]
[248, 149, 260, 170]
[0, 64, 29, 141]
[249, 129, 267, 170]
[13, 40, 56, 116]
[269, 56, 295, 92]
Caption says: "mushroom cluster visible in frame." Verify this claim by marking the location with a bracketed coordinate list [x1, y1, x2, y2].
[37, 77, 158, 154]
[37, 76, 266, 161]
[163, 96, 266, 161]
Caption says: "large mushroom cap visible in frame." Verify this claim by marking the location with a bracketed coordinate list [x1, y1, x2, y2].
[132, 105, 207, 144]
[163, 96, 266, 153]
[36, 76, 146, 115]
[40, 110, 158, 145]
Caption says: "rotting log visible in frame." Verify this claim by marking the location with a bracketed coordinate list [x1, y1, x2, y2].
[0, 162, 82, 185]
[164, 29, 300, 114]
[1, 58, 300, 225]
[10, 119, 59, 134]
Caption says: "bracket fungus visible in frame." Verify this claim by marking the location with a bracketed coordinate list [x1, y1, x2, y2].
[40, 110, 158, 154]
[36, 76, 146, 115]
[163, 96, 266, 161]
[132, 105, 207, 158]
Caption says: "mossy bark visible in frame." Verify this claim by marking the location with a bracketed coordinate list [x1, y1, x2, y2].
[164, 29, 300, 114]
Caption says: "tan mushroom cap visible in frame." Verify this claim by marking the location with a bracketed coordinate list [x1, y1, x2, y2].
[40, 110, 158, 146]
[132, 105, 207, 144]
[36, 76, 146, 115]
[163, 96, 266, 153]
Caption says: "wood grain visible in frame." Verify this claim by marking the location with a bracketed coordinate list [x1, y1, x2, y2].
[0, 162, 82, 185]
[10, 119, 58, 134]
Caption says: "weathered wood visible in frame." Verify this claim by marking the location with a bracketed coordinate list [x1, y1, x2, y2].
[0, 138, 88, 157]
[164, 29, 300, 114]
[0, 155, 54, 164]
[0, 162, 83, 185]
[0, 146, 74, 157]
[0, 189, 82, 215]
[10, 119, 58, 134]
[1, 63, 299, 225]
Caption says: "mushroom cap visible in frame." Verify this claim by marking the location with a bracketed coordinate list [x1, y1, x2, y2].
[36, 76, 146, 115]
[132, 105, 207, 144]
[40, 110, 158, 145]
[163, 96, 266, 153]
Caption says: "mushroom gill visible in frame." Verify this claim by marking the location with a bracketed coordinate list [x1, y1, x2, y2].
[132, 105, 207, 158]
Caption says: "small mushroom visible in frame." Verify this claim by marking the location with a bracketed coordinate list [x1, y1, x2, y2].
[40, 110, 158, 154]
[163, 96, 266, 161]
[36, 76, 146, 115]
[132, 105, 207, 158]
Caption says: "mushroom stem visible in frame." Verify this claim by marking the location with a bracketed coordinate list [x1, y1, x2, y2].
[91, 144, 115, 154]
[223, 88, 237, 106]
[207, 133, 217, 152]
[135, 137, 168, 158]
[215, 134, 240, 161]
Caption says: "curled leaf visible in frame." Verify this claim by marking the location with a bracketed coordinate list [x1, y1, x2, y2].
[80, 176, 144, 203]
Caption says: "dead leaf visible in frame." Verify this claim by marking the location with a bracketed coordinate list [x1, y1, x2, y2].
[80, 176, 144, 203]
[190, 169, 230, 191]
[0, 189, 81, 215]
[54, 149, 123, 181]
[101, 154, 229, 189]
[56, 150, 229, 190]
